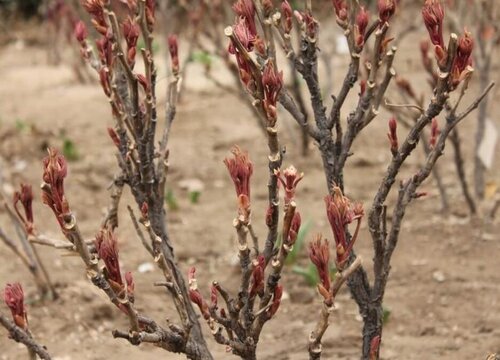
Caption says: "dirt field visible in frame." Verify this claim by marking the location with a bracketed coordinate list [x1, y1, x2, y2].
[0, 20, 499, 360]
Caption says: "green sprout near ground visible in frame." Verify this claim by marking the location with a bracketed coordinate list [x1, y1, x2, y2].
[137, 37, 159, 54]
[189, 51, 213, 67]
[15, 118, 28, 132]
[293, 263, 337, 288]
[189, 190, 201, 204]
[62, 138, 80, 161]
[165, 189, 179, 211]
[383, 306, 391, 324]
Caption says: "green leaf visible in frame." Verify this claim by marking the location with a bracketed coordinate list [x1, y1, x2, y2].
[293, 263, 319, 287]
[62, 138, 79, 161]
[165, 189, 179, 211]
[189, 190, 201, 204]
[189, 51, 213, 66]
[329, 264, 337, 278]
[137, 38, 160, 54]
[15, 119, 27, 132]
[383, 306, 391, 324]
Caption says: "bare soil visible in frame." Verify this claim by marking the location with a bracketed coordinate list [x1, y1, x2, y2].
[0, 26, 499, 360]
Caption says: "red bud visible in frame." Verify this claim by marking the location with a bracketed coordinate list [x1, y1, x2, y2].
[4, 283, 27, 329]
[281, 1, 293, 34]
[378, 0, 396, 24]
[430, 118, 439, 148]
[74, 20, 88, 43]
[268, 284, 283, 317]
[107, 127, 121, 148]
[422, 0, 445, 48]
[167, 34, 179, 74]
[13, 184, 34, 234]
[387, 117, 398, 155]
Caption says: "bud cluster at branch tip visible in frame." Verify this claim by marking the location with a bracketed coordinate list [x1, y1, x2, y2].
[13, 184, 35, 235]
[421, 0, 475, 87]
[378, 0, 396, 24]
[41, 148, 70, 230]
[451, 30, 474, 87]
[281, 1, 293, 35]
[168, 34, 180, 75]
[324, 186, 364, 269]
[93, 228, 135, 309]
[4, 283, 28, 330]
[422, 0, 447, 66]
[293, 9, 319, 41]
[332, 0, 348, 23]
[309, 235, 332, 303]
[355, 7, 369, 49]
[224, 146, 253, 221]
[228, 18, 256, 92]
[422, 0, 445, 49]
[249, 255, 265, 299]
[188, 267, 210, 320]
[275, 165, 304, 207]
[262, 60, 284, 126]
[74, 20, 87, 43]
[81, 0, 107, 35]
[123, 17, 140, 67]
[267, 284, 283, 318]
[232, 0, 257, 37]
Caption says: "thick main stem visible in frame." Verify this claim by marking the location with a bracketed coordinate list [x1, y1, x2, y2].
[148, 197, 213, 360]
[321, 140, 375, 358]
[361, 304, 383, 359]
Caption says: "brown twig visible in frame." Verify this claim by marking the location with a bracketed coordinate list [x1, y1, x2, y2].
[308, 257, 362, 360]
[0, 313, 51, 360]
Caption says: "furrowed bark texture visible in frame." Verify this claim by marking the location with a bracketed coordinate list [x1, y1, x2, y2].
[0, 314, 52, 360]
[149, 198, 213, 360]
